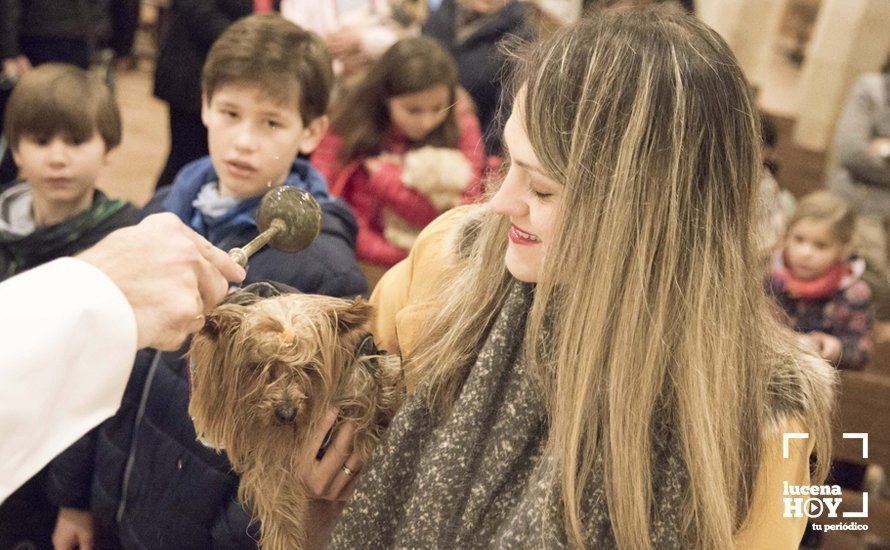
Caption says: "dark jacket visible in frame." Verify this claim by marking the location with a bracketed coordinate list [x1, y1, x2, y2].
[0, 0, 139, 59]
[47, 157, 366, 549]
[0, 187, 137, 281]
[422, 0, 532, 155]
[0, 186, 137, 549]
[152, 0, 254, 113]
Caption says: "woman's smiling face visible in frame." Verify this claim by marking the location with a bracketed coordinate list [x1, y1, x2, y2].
[489, 101, 562, 283]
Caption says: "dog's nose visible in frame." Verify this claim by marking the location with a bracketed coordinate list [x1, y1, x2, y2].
[274, 403, 296, 424]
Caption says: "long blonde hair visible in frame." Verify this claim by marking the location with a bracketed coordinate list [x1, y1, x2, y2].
[405, 7, 834, 548]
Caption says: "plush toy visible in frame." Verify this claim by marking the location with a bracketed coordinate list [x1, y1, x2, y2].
[382, 146, 474, 251]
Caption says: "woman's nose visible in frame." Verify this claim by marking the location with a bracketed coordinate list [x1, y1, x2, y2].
[489, 167, 528, 218]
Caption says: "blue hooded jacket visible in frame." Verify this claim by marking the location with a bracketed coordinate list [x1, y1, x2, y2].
[160, 156, 333, 246]
[46, 156, 367, 549]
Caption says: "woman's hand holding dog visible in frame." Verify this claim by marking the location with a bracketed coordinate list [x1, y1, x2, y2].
[299, 408, 365, 501]
[297, 409, 365, 548]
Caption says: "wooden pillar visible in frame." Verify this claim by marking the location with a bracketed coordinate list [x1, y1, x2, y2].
[793, 0, 890, 151]
[697, 0, 789, 91]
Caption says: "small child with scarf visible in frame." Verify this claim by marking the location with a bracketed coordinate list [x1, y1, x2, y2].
[769, 190, 874, 370]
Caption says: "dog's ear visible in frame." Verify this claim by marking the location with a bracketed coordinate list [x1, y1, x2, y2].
[335, 298, 373, 334]
[200, 305, 244, 340]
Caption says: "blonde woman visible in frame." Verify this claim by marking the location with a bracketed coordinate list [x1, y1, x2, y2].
[301, 7, 836, 548]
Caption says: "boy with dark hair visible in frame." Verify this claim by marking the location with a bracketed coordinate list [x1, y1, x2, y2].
[0, 63, 137, 549]
[48, 15, 366, 549]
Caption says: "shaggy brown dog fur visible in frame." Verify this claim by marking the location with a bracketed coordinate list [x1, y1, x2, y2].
[188, 289, 403, 549]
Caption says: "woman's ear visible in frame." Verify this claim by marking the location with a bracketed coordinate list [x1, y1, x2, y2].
[298, 115, 330, 155]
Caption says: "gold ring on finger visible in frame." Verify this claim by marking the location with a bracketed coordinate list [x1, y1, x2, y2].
[341, 465, 354, 477]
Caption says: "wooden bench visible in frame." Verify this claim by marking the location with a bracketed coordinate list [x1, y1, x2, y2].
[823, 370, 890, 545]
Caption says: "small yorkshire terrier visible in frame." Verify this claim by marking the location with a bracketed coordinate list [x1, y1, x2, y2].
[188, 282, 403, 550]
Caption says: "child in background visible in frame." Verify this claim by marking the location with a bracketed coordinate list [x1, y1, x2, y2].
[0, 62, 137, 550]
[312, 36, 486, 268]
[769, 190, 874, 370]
[47, 15, 366, 550]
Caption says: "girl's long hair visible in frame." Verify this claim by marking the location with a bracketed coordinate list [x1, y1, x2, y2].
[331, 36, 461, 164]
[404, 7, 835, 548]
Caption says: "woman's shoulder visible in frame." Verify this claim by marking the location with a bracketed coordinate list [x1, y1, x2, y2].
[369, 205, 481, 354]
[397, 204, 478, 287]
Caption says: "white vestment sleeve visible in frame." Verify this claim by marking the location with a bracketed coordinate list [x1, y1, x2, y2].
[0, 258, 137, 502]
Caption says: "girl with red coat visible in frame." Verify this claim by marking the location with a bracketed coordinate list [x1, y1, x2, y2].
[312, 36, 486, 268]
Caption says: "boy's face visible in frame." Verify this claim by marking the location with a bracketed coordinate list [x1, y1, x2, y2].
[784, 218, 849, 280]
[12, 132, 108, 208]
[202, 83, 327, 199]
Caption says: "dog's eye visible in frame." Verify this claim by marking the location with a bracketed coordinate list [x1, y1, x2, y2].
[269, 362, 291, 379]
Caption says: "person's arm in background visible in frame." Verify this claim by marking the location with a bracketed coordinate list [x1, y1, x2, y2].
[110, 0, 141, 58]
[176, 0, 245, 51]
[834, 75, 890, 189]
[0, 214, 245, 503]
[0, 0, 30, 77]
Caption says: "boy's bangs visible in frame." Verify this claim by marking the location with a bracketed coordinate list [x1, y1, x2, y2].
[254, 77, 301, 112]
[15, 86, 99, 145]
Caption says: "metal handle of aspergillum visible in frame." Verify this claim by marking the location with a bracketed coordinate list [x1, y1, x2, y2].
[227, 186, 323, 269]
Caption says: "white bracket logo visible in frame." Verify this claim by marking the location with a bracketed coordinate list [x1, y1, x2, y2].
[781, 432, 869, 519]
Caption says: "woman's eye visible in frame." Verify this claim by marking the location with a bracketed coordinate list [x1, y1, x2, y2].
[527, 180, 552, 199]
[222, 110, 237, 118]
[266, 120, 282, 129]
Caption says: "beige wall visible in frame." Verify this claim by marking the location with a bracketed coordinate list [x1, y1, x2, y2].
[697, 0, 788, 90]
[793, 0, 890, 150]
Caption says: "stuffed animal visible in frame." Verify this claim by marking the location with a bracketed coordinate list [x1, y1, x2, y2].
[382, 146, 474, 251]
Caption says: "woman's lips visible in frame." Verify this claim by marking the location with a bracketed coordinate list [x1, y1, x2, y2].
[226, 159, 257, 179]
[509, 224, 541, 245]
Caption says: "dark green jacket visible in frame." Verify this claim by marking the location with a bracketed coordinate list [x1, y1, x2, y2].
[0, 188, 137, 281]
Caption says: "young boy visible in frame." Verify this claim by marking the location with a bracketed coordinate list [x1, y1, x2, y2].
[0, 63, 137, 280]
[0, 63, 137, 549]
[47, 15, 366, 550]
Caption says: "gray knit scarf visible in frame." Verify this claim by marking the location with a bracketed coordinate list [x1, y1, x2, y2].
[329, 281, 687, 548]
